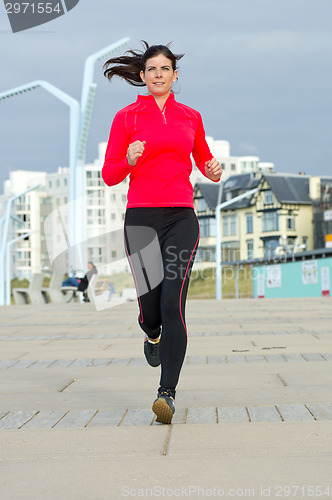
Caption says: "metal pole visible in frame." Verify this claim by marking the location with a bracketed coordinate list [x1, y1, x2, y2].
[215, 188, 258, 300]
[6, 231, 37, 306]
[74, 38, 130, 267]
[0, 184, 40, 306]
[0, 80, 80, 276]
[216, 205, 222, 300]
[235, 265, 239, 299]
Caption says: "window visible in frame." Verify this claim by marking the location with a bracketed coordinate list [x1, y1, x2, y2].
[264, 190, 273, 205]
[286, 210, 295, 230]
[221, 241, 240, 261]
[197, 198, 207, 212]
[230, 215, 237, 235]
[223, 216, 229, 237]
[199, 218, 216, 237]
[64, 178, 68, 186]
[49, 181, 52, 189]
[302, 236, 308, 250]
[264, 239, 279, 259]
[202, 247, 216, 262]
[246, 213, 253, 234]
[196, 248, 203, 262]
[223, 215, 237, 236]
[111, 250, 117, 258]
[231, 164, 236, 171]
[247, 240, 254, 260]
[262, 211, 279, 232]
[56, 179, 60, 188]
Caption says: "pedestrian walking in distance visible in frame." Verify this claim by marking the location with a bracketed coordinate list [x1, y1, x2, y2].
[102, 41, 222, 424]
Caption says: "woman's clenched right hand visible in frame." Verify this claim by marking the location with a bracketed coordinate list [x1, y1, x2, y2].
[127, 140, 146, 167]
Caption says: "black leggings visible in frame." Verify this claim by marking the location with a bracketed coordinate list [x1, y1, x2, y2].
[124, 207, 200, 396]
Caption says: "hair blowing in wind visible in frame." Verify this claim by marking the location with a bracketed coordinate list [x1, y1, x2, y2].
[103, 40, 184, 87]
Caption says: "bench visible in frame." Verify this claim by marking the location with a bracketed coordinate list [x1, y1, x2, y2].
[42, 272, 66, 303]
[13, 273, 44, 305]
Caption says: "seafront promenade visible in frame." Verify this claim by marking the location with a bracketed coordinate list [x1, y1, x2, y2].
[0, 297, 331, 499]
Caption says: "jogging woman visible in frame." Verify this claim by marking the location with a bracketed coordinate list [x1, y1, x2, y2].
[102, 41, 222, 424]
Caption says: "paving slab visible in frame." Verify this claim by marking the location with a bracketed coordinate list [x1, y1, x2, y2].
[0, 298, 331, 499]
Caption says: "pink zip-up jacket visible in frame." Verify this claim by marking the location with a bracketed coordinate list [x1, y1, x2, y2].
[102, 93, 216, 208]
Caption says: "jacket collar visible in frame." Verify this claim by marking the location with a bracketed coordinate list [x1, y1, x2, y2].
[136, 92, 175, 109]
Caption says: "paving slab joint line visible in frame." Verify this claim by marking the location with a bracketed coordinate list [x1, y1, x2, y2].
[85, 409, 99, 427]
[7, 360, 19, 369]
[52, 410, 70, 428]
[162, 425, 173, 456]
[0, 411, 10, 422]
[304, 404, 318, 421]
[118, 409, 128, 426]
[276, 373, 288, 387]
[275, 405, 284, 422]
[19, 411, 40, 429]
[58, 378, 77, 393]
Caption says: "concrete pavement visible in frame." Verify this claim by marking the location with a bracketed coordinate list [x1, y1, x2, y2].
[0, 297, 332, 499]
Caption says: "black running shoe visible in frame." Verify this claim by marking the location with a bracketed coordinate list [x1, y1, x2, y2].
[144, 334, 160, 367]
[152, 389, 175, 424]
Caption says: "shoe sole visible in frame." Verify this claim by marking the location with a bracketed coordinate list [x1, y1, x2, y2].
[146, 360, 160, 367]
[152, 398, 174, 424]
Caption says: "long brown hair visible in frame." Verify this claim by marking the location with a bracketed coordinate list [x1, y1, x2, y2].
[103, 40, 184, 87]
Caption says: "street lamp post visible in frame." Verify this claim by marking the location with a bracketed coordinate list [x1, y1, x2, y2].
[6, 230, 38, 306]
[0, 80, 80, 279]
[0, 183, 40, 305]
[73, 38, 130, 266]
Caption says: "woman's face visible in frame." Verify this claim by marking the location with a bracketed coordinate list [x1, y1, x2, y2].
[140, 54, 177, 99]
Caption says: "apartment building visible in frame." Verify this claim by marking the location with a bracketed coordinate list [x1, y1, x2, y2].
[0, 143, 130, 279]
[1, 170, 47, 278]
[194, 172, 325, 265]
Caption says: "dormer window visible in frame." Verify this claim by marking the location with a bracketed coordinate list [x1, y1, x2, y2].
[197, 198, 207, 212]
[264, 190, 273, 205]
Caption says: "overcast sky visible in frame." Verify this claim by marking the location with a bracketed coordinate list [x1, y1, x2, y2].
[1, 0, 331, 193]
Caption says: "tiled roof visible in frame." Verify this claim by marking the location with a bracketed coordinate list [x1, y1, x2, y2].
[263, 174, 311, 204]
[195, 182, 220, 210]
